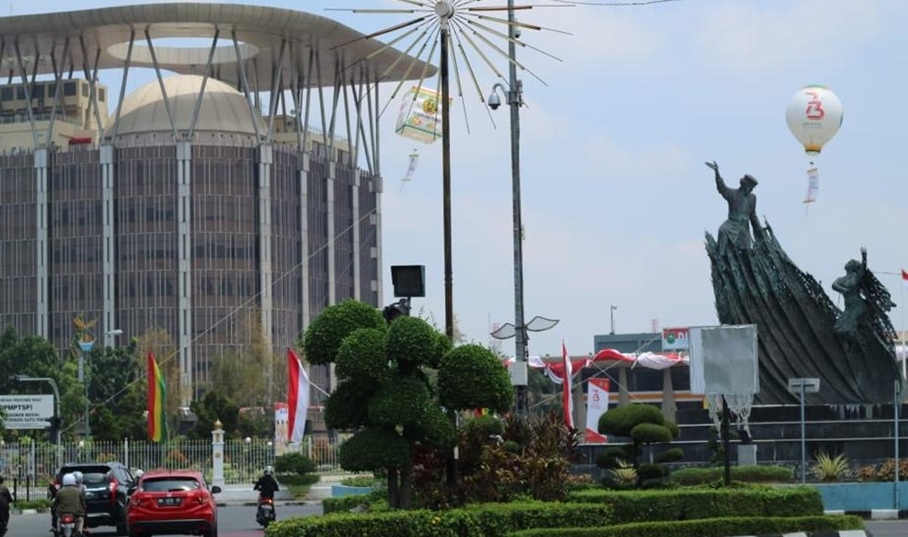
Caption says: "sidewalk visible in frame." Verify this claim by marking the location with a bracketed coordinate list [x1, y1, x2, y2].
[214, 474, 349, 505]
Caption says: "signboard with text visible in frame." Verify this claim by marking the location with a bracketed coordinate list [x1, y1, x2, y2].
[661, 327, 689, 351]
[0, 394, 54, 429]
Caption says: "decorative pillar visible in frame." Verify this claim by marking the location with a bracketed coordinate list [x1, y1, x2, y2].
[257, 144, 274, 344]
[618, 368, 629, 406]
[176, 141, 193, 405]
[661, 368, 677, 422]
[100, 144, 117, 346]
[34, 148, 49, 338]
[211, 419, 225, 489]
[299, 152, 311, 329]
[351, 169, 361, 300]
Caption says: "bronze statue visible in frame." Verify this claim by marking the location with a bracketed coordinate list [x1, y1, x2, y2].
[832, 248, 868, 338]
[706, 161, 763, 253]
[704, 164, 901, 405]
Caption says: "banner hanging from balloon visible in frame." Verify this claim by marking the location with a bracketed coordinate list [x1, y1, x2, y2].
[395, 86, 451, 144]
[803, 166, 819, 204]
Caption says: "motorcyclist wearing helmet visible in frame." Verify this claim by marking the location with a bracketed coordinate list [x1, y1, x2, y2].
[52, 474, 86, 536]
[253, 466, 279, 500]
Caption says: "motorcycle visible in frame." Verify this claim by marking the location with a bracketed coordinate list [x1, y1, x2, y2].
[57, 513, 77, 537]
[255, 496, 275, 528]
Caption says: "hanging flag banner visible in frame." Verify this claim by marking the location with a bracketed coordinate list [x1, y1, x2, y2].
[273, 402, 289, 456]
[803, 167, 819, 204]
[395, 86, 450, 144]
[585, 378, 610, 444]
[562, 341, 574, 429]
[402, 149, 419, 182]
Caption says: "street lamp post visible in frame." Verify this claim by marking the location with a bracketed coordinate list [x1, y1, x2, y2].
[488, 0, 531, 417]
[10, 374, 63, 468]
[78, 328, 123, 440]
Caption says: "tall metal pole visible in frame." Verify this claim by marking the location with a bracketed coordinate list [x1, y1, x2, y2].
[79, 349, 90, 438]
[506, 0, 528, 418]
[440, 11, 454, 343]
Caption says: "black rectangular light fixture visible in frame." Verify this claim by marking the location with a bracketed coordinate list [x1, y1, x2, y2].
[391, 265, 426, 298]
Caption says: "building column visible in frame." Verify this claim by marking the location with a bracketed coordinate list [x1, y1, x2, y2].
[176, 141, 193, 406]
[257, 143, 274, 345]
[373, 174, 383, 306]
[34, 148, 49, 338]
[326, 161, 336, 305]
[299, 151, 311, 329]
[100, 144, 116, 346]
[352, 169, 361, 301]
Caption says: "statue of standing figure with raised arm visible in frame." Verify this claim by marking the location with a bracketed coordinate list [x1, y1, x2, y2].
[705, 161, 763, 254]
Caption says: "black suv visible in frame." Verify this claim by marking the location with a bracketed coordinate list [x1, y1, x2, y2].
[54, 462, 135, 535]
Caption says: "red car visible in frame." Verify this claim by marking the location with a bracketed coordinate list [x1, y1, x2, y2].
[126, 470, 221, 537]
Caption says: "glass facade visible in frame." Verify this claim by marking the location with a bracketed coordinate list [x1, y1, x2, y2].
[0, 142, 380, 400]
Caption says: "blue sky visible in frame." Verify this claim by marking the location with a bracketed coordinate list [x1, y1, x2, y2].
[18, 0, 908, 358]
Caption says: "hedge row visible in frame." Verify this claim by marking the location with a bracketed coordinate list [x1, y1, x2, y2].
[265, 501, 614, 537]
[565, 486, 822, 523]
[323, 492, 386, 515]
[508, 515, 864, 537]
[671, 465, 793, 486]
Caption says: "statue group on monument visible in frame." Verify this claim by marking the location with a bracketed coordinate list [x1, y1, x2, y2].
[703, 161, 900, 404]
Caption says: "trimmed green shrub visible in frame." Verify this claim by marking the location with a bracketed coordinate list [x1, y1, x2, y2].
[322, 491, 386, 514]
[655, 447, 684, 464]
[508, 515, 863, 537]
[565, 486, 823, 523]
[265, 501, 614, 537]
[273, 451, 317, 475]
[671, 465, 793, 486]
[278, 473, 320, 486]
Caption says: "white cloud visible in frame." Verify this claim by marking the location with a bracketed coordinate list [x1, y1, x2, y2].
[695, 0, 882, 72]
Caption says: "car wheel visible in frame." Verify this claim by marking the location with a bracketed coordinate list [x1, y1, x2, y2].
[116, 524, 128, 536]
[205, 526, 217, 537]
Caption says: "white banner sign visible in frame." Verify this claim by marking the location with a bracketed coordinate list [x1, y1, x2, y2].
[394, 86, 450, 144]
[0, 394, 54, 429]
[585, 378, 610, 444]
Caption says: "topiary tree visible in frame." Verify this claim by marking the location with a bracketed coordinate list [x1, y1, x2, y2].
[303, 300, 513, 509]
[598, 403, 680, 485]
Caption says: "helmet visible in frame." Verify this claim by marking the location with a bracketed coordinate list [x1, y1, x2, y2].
[73, 471, 83, 483]
[62, 473, 77, 487]
[264, 466, 273, 476]
[134, 469, 144, 478]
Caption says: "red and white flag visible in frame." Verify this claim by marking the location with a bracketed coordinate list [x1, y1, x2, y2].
[562, 341, 574, 429]
[287, 349, 310, 446]
[902, 268, 908, 283]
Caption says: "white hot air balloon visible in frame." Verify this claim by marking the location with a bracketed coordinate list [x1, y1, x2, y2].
[785, 85, 844, 156]
[786, 85, 843, 205]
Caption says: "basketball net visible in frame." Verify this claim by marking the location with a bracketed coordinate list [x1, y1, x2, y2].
[706, 393, 754, 436]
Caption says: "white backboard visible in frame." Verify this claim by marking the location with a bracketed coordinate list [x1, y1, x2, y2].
[689, 324, 760, 395]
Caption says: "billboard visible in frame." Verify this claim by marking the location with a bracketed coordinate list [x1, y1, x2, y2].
[661, 327, 689, 351]
[0, 395, 54, 429]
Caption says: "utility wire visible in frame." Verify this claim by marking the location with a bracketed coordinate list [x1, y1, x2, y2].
[64, 206, 379, 434]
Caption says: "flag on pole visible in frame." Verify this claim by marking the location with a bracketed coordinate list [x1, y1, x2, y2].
[902, 268, 908, 283]
[562, 341, 574, 429]
[287, 348, 310, 446]
[147, 352, 167, 443]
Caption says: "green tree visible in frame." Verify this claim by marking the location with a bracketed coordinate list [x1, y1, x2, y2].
[0, 326, 84, 441]
[304, 300, 513, 509]
[209, 311, 276, 408]
[190, 390, 240, 438]
[598, 403, 680, 482]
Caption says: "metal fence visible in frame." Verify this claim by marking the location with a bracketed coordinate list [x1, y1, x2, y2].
[0, 436, 342, 501]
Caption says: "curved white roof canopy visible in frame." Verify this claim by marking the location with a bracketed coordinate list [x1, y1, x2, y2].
[0, 3, 436, 90]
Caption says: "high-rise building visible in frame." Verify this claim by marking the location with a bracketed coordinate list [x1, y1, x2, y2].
[0, 4, 431, 405]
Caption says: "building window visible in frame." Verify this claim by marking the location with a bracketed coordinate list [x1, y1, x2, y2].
[64, 82, 76, 96]
[0, 87, 12, 101]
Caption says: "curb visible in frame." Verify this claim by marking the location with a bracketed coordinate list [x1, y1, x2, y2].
[736, 530, 870, 537]
[825, 508, 908, 520]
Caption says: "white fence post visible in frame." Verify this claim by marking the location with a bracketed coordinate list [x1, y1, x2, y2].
[124, 438, 129, 470]
[212, 420, 225, 488]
